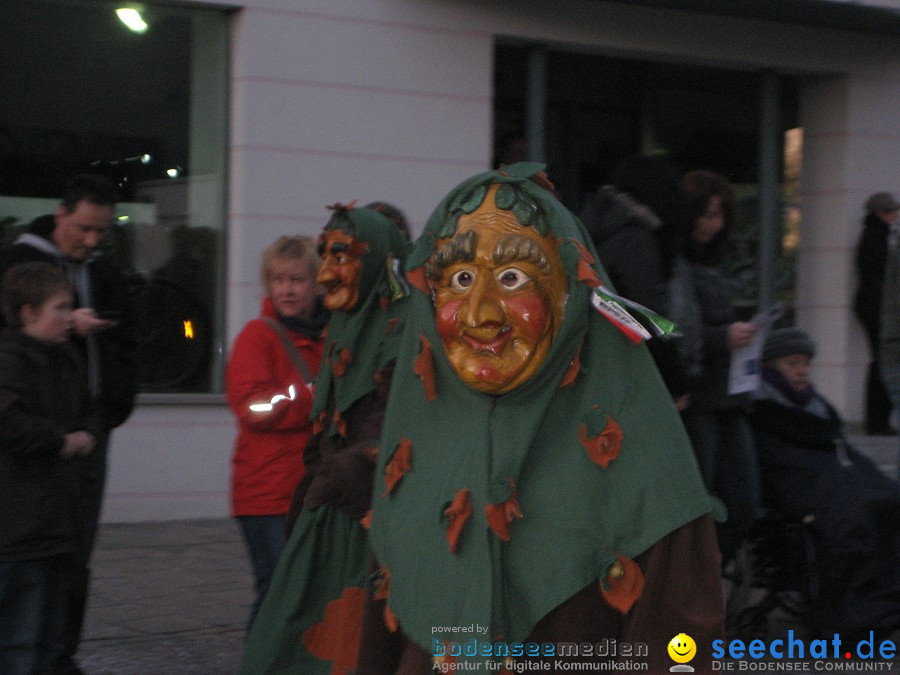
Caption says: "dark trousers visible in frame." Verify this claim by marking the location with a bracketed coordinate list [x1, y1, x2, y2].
[862, 324, 893, 433]
[0, 558, 50, 675]
[43, 431, 109, 674]
[682, 408, 760, 564]
[236, 515, 287, 631]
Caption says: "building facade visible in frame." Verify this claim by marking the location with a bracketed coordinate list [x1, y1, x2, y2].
[5, 0, 899, 521]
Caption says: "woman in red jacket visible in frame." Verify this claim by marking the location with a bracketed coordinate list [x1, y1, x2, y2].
[226, 236, 327, 628]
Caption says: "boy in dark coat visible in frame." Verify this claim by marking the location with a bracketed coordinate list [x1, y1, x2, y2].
[0, 262, 101, 673]
[0, 174, 137, 673]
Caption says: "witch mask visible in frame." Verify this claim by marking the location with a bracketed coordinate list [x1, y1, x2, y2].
[426, 184, 568, 395]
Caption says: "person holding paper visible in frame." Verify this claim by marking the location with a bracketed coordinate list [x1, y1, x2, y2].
[671, 169, 759, 566]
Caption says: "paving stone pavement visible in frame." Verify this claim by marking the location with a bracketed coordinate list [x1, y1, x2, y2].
[72, 430, 896, 674]
[78, 518, 252, 674]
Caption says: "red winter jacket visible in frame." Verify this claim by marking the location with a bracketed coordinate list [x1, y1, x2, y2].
[227, 302, 324, 516]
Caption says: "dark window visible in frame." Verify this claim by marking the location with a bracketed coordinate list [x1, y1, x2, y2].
[0, 0, 229, 393]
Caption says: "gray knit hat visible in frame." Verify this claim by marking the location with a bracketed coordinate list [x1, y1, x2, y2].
[865, 192, 900, 214]
[763, 327, 816, 362]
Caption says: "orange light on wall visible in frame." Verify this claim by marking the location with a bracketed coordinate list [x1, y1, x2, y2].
[183, 320, 195, 339]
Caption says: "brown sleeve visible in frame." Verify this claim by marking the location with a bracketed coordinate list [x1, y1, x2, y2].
[300, 362, 396, 520]
[284, 430, 320, 537]
[623, 513, 725, 672]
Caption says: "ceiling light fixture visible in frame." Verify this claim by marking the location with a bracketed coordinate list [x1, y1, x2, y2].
[116, 7, 148, 33]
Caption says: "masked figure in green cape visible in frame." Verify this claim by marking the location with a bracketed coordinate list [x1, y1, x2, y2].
[240, 204, 410, 675]
[362, 164, 724, 673]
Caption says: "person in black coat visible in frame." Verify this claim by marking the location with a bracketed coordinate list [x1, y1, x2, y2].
[579, 154, 690, 405]
[751, 328, 900, 639]
[853, 191, 900, 435]
[0, 174, 137, 674]
[674, 170, 759, 564]
[0, 262, 102, 674]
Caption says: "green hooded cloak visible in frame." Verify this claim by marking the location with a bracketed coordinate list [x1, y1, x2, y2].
[369, 164, 717, 660]
[310, 205, 411, 435]
[241, 205, 410, 675]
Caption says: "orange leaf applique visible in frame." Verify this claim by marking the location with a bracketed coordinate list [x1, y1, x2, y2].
[326, 199, 358, 212]
[383, 604, 399, 633]
[444, 489, 472, 553]
[312, 410, 328, 435]
[360, 509, 372, 529]
[413, 336, 437, 402]
[579, 415, 623, 469]
[332, 348, 352, 377]
[485, 480, 524, 542]
[333, 409, 347, 438]
[406, 266, 430, 295]
[373, 566, 391, 602]
[570, 238, 596, 265]
[373, 566, 399, 634]
[577, 257, 603, 288]
[599, 553, 644, 614]
[559, 347, 581, 388]
[302, 585, 366, 674]
[531, 170, 556, 192]
[384, 317, 400, 335]
[383, 438, 413, 496]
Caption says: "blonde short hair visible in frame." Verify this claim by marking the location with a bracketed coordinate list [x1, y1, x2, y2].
[260, 236, 321, 288]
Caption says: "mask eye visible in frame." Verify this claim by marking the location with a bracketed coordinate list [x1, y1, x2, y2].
[449, 269, 475, 291]
[497, 267, 530, 290]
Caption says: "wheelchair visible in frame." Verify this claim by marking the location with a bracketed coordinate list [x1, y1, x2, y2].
[725, 510, 821, 643]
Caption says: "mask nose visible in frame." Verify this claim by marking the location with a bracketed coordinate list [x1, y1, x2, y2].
[316, 261, 337, 285]
[458, 275, 504, 328]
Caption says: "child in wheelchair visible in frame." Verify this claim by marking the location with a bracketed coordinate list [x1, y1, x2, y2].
[735, 327, 900, 643]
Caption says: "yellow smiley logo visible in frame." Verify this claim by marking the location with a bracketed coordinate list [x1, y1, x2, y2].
[667, 633, 696, 664]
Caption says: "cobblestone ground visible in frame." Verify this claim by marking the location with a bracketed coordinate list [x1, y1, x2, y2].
[78, 519, 251, 674]
[74, 430, 896, 674]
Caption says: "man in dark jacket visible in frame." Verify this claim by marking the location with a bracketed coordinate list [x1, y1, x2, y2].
[579, 154, 690, 407]
[0, 174, 138, 674]
[853, 191, 900, 435]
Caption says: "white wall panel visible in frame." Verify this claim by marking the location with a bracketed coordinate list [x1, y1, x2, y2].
[107, 0, 900, 520]
[232, 80, 489, 163]
[103, 407, 235, 522]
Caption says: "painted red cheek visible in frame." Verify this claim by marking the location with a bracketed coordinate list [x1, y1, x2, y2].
[435, 299, 462, 343]
[503, 294, 549, 341]
[335, 266, 353, 287]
